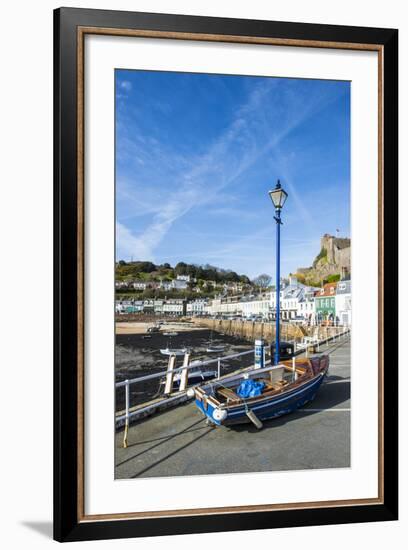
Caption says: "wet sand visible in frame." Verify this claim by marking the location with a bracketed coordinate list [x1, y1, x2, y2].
[115, 329, 254, 411]
[116, 320, 204, 335]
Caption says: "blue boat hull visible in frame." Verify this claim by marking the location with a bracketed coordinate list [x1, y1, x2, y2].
[195, 371, 327, 426]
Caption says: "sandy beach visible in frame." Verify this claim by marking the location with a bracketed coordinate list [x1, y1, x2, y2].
[115, 320, 205, 335]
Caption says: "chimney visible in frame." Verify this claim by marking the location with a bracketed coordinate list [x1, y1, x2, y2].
[289, 275, 298, 287]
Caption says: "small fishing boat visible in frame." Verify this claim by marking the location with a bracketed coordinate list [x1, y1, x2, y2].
[161, 361, 217, 387]
[206, 345, 226, 353]
[205, 331, 226, 353]
[188, 355, 329, 428]
[160, 347, 188, 356]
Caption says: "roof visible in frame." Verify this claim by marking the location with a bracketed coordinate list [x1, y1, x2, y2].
[316, 282, 338, 297]
[336, 280, 351, 294]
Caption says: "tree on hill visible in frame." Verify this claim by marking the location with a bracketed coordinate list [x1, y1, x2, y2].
[253, 273, 272, 289]
[116, 259, 256, 287]
[294, 272, 306, 284]
[239, 274, 251, 284]
[324, 273, 340, 284]
[174, 262, 188, 276]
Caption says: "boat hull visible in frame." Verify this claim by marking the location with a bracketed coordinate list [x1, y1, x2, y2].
[195, 370, 327, 426]
[161, 371, 217, 386]
[160, 349, 187, 356]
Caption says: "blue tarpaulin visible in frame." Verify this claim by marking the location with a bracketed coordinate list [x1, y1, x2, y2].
[236, 379, 265, 398]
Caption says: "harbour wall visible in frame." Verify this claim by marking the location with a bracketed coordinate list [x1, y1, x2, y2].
[190, 318, 343, 343]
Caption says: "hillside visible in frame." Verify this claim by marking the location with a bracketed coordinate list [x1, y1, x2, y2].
[115, 260, 251, 285]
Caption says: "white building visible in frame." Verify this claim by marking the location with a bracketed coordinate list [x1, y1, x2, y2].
[133, 281, 147, 290]
[176, 274, 191, 282]
[270, 277, 318, 321]
[159, 280, 172, 291]
[206, 294, 270, 319]
[223, 282, 244, 294]
[206, 276, 318, 322]
[171, 279, 188, 290]
[162, 299, 186, 316]
[296, 290, 316, 323]
[241, 296, 270, 318]
[115, 281, 129, 289]
[186, 298, 207, 316]
[154, 300, 164, 315]
[143, 299, 155, 313]
[336, 279, 352, 326]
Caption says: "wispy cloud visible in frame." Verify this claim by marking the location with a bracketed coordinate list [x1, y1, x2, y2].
[119, 80, 132, 92]
[116, 79, 344, 262]
[116, 221, 152, 260]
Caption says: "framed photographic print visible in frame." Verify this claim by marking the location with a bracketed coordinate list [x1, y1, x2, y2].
[54, 7, 398, 542]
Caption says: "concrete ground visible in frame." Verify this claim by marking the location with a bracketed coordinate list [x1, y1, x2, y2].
[115, 337, 350, 479]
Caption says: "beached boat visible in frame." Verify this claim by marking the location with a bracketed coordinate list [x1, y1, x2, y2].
[205, 331, 226, 353]
[206, 345, 226, 353]
[188, 355, 329, 428]
[161, 361, 217, 387]
[160, 347, 188, 356]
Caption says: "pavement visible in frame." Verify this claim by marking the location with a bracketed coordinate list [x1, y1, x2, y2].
[115, 336, 350, 479]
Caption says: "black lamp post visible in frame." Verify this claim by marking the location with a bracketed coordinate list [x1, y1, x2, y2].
[269, 180, 288, 365]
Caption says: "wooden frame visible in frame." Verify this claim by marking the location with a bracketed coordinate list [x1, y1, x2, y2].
[54, 7, 398, 542]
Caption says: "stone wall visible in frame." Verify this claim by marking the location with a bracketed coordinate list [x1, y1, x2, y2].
[191, 318, 341, 343]
[336, 246, 351, 273]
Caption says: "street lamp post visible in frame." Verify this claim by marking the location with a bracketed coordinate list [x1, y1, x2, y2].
[269, 180, 288, 366]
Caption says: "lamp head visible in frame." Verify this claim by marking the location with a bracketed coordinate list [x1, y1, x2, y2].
[268, 179, 288, 210]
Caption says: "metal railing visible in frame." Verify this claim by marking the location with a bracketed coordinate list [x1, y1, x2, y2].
[116, 348, 256, 446]
[116, 349, 255, 389]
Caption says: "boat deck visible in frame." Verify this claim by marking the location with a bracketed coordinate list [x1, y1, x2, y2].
[115, 337, 350, 478]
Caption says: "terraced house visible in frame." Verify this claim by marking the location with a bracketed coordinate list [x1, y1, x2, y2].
[336, 279, 352, 326]
[314, 282, 338, 322]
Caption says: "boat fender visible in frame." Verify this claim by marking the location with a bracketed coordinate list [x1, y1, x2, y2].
[186, 388, 195, 398]
[213, 408, 228, 422]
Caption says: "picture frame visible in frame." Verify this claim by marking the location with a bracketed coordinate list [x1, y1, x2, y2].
[54, 7, 398, 542]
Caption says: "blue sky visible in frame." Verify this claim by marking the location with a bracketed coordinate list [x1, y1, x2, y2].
[115, 70, 350, 280]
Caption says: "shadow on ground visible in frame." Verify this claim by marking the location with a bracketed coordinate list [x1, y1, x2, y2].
[21, 521, 53, 539]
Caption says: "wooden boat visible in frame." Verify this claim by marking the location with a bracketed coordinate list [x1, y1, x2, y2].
[161, 361, 217, 386]
[205, 331, 226, 353]
[160, 347, 188, 356]
[206, 345, 226, 353]
[188, 355, 329, 428]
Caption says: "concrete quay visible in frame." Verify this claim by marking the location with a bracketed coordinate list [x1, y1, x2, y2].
[115, 337, 350, 479]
